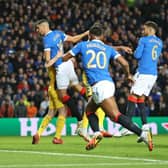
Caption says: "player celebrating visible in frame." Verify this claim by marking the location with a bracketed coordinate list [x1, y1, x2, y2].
[61, 23, 153, 151]
[120, 21, 163, 137]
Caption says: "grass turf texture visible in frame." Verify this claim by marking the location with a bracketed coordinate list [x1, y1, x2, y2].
[0, 135, 168, 168]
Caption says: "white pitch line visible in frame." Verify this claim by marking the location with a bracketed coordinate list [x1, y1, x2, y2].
[0, 149, 168, 163]
[0, 162, 168, 168]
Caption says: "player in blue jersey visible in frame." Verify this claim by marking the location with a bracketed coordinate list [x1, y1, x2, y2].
[60, 23, 153, 151]
[33, 19, 89, 142]
[120, 21, 163, 137]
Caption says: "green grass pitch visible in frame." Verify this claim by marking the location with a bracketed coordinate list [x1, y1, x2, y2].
[0, 135, 168, 168]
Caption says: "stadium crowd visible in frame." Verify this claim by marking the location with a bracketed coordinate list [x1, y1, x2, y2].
[0, 0, 168, 118]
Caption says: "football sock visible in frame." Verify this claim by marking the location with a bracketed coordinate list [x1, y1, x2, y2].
[116, 113, 142, 136]
[62, 95, 82, 121]
[37, 114, 52, 136]
[54, 115, 65, 139]
[82, 112, 89, 129]
[86, 111, 99, 132]
[96, 108, 105, 130]
[137, 99, 147, 125]
[79, 87, 88, 101]
[125, 95, 137, 118]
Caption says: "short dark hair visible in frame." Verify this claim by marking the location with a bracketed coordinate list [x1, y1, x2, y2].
[34, 19, 49, 30]
[89, 23, 104, 36]
[144, 21, 158, 32]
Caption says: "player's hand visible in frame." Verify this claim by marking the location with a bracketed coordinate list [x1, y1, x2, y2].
[126, 74, 134, 85]
[121, 46, 133, 54]
[85, 30, 89, 36]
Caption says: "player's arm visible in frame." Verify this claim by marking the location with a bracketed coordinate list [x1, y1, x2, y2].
[62, 42, 82, 61]
[116, 56, 134, 83]
[113, 46, 133, 54]
[62, 52, 73, 62]
[66, 31, 89, 43]
[134, 38, 144, 59]
[44, 50, 63, 68]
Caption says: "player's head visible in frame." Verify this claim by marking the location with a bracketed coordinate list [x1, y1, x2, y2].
[89, 23, 104, 41]
[142, 21, 158, 36]
[34, 19, 50, 36]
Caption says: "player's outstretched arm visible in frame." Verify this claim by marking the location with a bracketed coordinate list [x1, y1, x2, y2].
[66, 31, 89, 43]
[44, 50, 63, 68]
[113, 46, 133, 54]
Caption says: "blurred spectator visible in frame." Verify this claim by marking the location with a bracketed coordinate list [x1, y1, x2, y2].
[14, 97, 27, 117]
[38, 96, 49, 117]
[0, 0, 167, 117]
[27, 100, 38, 117]
[0, 96, 14, 118]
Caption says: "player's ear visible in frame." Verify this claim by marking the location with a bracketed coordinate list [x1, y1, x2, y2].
[88, 33, 91, 40]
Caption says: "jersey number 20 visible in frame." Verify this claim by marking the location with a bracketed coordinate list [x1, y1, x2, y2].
[87, 50, 106, 69]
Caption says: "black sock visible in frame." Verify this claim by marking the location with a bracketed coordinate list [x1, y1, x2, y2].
[126, 101, 136, 119]
[82, 93, 88, 101]
[87, 112, 99, 132]
[118, 114, 142, 136]
[62, 96, 82, 121]
[137, 102, 147, 125]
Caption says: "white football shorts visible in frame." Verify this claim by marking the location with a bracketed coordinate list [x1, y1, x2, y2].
[56, 60, 79, 89]
[130, 72, 157, 96]
[92, 80, 115, 104]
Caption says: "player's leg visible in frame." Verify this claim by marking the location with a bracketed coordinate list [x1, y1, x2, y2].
[92, 80, 153, 151]
[73, 84, 88, 101]
[53, 107, 66, 144]
[137, 95, 147, 125]
[51, 91, 67, 144]
[96, 108, 112, 137]
[32, 110, 54, 144]
[125, 73, 139, 119]
[120, 93, 137, 136]
[121, 73, 141, 136]
[85, 98, 103, 150]
[32, 86, 57, 144]
[136, 75, 157, 143]
[101, 96, 153, 151]
[76, 112, 91, 142]
[56, 61, 83, 123]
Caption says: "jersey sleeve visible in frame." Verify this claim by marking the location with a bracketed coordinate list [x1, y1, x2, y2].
[69, 42, 82, 56]
[110, 47, 121, 59]
[43, 38, 51, 51]
[60, 31, 67, 42]
[134, 38, 144, 59]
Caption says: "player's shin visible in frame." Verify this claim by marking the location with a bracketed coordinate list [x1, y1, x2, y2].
[86, 111, 99, 132]
[38, 114, 52, 136]
[62, 95, 82, 121]
[125, 95, 137, 119]
[114, 113, 142, 136]
[137, 98, 147, 125]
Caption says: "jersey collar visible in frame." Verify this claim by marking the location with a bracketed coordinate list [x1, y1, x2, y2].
[92, 39, 104, 44]
[45, 30, 52, 36]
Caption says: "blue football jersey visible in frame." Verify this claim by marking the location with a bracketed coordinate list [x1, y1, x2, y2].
[43, 30, 67, 67]
[70, 39, 120, 85]
[134, 35, 163, 75]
